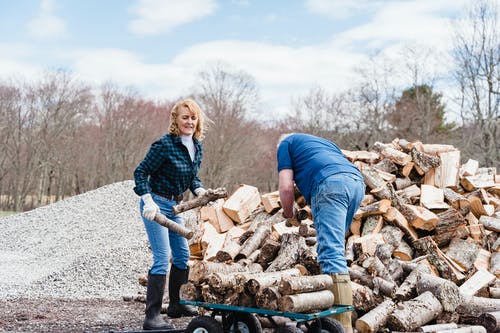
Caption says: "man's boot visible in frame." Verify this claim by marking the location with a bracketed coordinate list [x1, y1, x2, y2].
[166, 265, 199, 318]
[330, 273, 353, 333]
[143, 273, 175, 330]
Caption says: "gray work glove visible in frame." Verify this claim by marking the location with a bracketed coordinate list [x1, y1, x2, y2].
[141, 193, 159, 220]
[194, 188, 207, 197]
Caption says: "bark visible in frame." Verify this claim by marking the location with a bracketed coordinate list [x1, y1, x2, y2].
[180, 281, 201, 301]
[435, 208, 467, 234]
[189, 261, 262, 284]
[153, 212, 194, 239]
[278, 274, 333, 295]
[245, 268, 302, 295]
[478, 311, 500, 333]
[445, 238, 480, 270]
[457, 296, 500, 316]
[355, 299, 396, 333]
[418, 323, 458, 332]
[388, 291, 443, 332]
[257, 238, 281, 269]
[278, 290, 335, 312]
[410, 148, 441, 173]
[235, 224, 271, 260]
[395, 263, 433, 301]
[351, 281, 380, 312]
[265, 233, 308, 272]
[255, 286, 281, 310]
[172, 187, 228, 215]
[416, 273, 464, 312]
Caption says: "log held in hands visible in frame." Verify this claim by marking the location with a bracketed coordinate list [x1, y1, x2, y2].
[172, 187, 228, 215]
[153, 212, 194, 239]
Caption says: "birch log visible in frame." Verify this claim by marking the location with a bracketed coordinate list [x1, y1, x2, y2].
[355, 299, 396, 333]
[388, 291, 443, 331]
[278, 290, 335, 312]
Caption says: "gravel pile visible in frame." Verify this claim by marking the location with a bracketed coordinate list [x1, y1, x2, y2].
[0, 180, 152, 300]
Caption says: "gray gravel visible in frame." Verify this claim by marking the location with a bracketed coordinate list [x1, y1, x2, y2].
[0, 180, 152, 300]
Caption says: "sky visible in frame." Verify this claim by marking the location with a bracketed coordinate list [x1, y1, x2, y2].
[0, 0, 477, 119]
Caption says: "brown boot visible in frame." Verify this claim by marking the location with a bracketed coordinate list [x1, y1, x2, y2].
[329, 273, 353, 333]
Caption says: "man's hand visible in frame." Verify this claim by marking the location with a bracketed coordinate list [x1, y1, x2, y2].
[283, 207, 300, 227]
[194, 188, 207, 197]
[141, 193, 159, 220]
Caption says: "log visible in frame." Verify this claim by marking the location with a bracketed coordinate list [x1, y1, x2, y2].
[443, 188, 470, 209]
[265, 233, 308, 272]
[235, 224, 271, 260]
[257, 238, 281, 269]
[416, 273, 464, 312]
[355, 199, 392, 220]
[478, 311, 500, 333]
[457, 296, 500, 316]
[420, 184, 449, 210]
[393, 239, 414, 261]
[432, 225, 470, 248]
[351, 281, 379, 312]
[380, 225, 404, 248]
[215, 226, 246, 262]
[374, 158, 399, 174]
[479, 216, 500, 232]
[361, 215, 384, 236]
[261, 191, 280, 214]
[435, 208, 467, 234]
[491, 252, 500, 277]
[418, 323, 458, 332]
[180, 281, 201, 301]
[278, 274, 333, 295]
[255, 286, 281, 310]
[395, 263, 433, 301]
[355, 299, 396, 333]
[189, 261, 262, 285]
[245, 268, 302, 295]
[173, 187, 228, 215]
[206, 272, 245, 293]
[410, 148, 441, 173]
[373, 141, 412, 166]
[388, 291, 443, 331]
[445, 238, 480, 270]
[200, 198, 234, 233]
[395, 177, 414, 190]
[346, 235, 360, 264]
[405, 204, 440, 231]
[153, 212, 194, 239]
[278, 289, 335, 312]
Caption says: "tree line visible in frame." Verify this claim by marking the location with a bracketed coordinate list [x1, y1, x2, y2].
[0, 1, 497, 212]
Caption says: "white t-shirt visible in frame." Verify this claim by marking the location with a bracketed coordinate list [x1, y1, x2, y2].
[181, 135, 196, 161]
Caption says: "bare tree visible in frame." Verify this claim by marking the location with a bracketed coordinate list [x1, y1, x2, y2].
[452, 0, 499, 167]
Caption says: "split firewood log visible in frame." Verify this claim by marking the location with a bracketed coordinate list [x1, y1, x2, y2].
[478, 311, 500, 333]
[459, 269, 496, 299]
[173, 187, 228, 215]
[278, 289, 335, 312]
[180, 281, 201, 301]
[395, 263, 433, 301]
[457, 296, 500, 316]
[387, 291, 443, 332]
[351, 281, 380, 312]
[418, 323, 458, 332]
[206, 272, 246, 293]
[445, 238, 481, 271]
[215, 226, 246, 262]
[355, 299, 396, 333]
[256, 238, 281, 269]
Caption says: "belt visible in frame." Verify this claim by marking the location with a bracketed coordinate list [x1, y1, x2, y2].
[153, 192, 183, 203]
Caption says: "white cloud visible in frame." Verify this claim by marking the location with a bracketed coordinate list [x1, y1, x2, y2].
[306, 0, 380, 19]
[129, 0, 217, 35]
[27, 0, 67, 39]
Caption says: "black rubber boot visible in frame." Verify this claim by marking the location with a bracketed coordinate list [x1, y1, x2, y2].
[143, 273, 175, 330]
[166, 265, 199, 318]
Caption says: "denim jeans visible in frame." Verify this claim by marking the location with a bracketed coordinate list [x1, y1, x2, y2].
[310, 173, 365, 274]
[140, 193, 190, 275]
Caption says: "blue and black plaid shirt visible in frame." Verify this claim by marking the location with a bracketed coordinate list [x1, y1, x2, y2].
[133, 134, 203, 197]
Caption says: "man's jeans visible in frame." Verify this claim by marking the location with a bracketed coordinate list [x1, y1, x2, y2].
[311, 173, 365, 274]
[140, 193, 190, 275]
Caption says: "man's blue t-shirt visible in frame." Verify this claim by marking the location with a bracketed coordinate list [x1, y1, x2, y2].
[277, 133, 362, 204]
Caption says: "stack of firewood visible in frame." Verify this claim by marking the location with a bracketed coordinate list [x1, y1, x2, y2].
[174, 138, 500, 332]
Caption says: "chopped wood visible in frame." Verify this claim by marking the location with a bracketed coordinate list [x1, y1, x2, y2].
[396, 184, 421, 201]
[255, 286, 281, 310]
[459, 269, 496, 299]
[355, 299, 396, 333]
[235, 224, 271, 261]
[461, 159, 480, 177]
[479, 216, 500, 232]
[395, 177, 414, 190]
[420, 184, 449, 210]
[261, 191, 280, 214]
[388, 291, 443, 332]
[461, 174, 496, 192]
[361, 215, 384, 236]
[457, 296, 500, 316]
[424, 150, 460, 189]
[200, 199, 234, 233]
[473, 248, 491, 271]
[351, 281, 379, 312]
[418, 323, 458, 332]
[393, 239, 414, 261]
[189, 261, 262, 285]
[446, 238, 480, 270]
[222, 184, 262, 223]
[353, 233, 385, 256]
[278, 289, 335, 312]
[265, 233, 308, 272]
[342, 149, 380, 162]
[491, 252, 500, 277]
[435, 208, 467, 234]
[432, 225, 470, 248]
[355, 199, 392, 220]
[201, 222, 226, 260]
[395, 263, 433, 301]
[215, 226, 246, 262]
[405, 204, 439, 231]
[383, 207, 419, 242]
[373, 141, 412, 166]
[410, 148, 441, 173]
[443, 188, 470, 209]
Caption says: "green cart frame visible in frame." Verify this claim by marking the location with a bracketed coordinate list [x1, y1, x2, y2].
[180, 300, 353, 333]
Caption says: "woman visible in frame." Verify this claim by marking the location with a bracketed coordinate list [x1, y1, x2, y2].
[133, 98, 208, 330]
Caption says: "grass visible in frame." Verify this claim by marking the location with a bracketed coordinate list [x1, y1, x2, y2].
[0, 211, 17, 217]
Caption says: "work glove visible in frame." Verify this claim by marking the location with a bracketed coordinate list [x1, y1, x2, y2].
[141, 193, 159, 221]
[194, 188, 207, 197]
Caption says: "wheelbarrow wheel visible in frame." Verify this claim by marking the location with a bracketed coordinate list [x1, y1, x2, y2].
[185, 315, 224, 333]
[228, 312, 262, 333]
[309, 317, 345, 333]
[276, 325, 303, 333]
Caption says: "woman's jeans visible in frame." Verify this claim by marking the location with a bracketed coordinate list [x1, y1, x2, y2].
[311, 173, 365, 274]
[140, 193, 190, 275]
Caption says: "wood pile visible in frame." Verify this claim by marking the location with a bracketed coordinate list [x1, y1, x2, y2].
[175, 139, 500, 332]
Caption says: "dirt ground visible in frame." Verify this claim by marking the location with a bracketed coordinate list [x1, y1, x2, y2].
[0, 298, 192, 333]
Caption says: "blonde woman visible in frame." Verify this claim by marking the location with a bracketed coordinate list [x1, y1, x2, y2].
[134, 99, 208, 330]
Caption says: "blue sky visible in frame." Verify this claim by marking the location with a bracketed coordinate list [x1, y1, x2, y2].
[0, 0, 476, 118]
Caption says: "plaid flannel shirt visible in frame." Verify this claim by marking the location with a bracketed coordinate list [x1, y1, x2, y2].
[133, 133, 203, 197]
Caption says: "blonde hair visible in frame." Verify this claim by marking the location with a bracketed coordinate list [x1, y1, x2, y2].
[168, 99, 207, 140]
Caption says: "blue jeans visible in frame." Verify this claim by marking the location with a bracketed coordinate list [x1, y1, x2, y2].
[140, 193, 190, 275]
[311, 173, 365, 274]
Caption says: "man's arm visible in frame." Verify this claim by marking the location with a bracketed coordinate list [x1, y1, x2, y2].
[278, 169, 295, 218]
